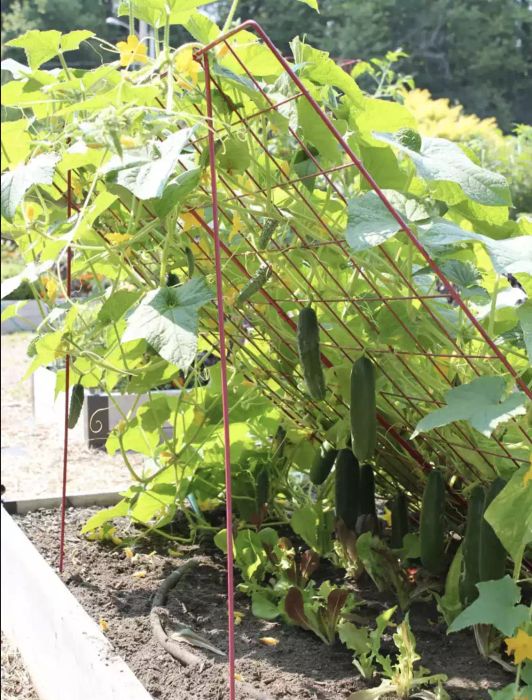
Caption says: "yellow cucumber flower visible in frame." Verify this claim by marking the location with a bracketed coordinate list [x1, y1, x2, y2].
[117, 35, 148, 68]
[505, 629, 532, 664]
[175, 46, 201, 89]
[107, 232, 132, 245]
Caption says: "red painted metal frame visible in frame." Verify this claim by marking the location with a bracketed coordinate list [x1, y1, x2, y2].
[59, 170, 73, 573]
[192, 22, 530, 697]
[202, 53, 237, 699]
[195, 20, 530, 401]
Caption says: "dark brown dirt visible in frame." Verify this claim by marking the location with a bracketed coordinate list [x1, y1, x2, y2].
[15, 507, 510, 700]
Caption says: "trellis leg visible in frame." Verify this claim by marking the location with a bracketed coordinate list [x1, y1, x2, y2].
[59, 170, 73, 573]
[202, 52, 236, 700]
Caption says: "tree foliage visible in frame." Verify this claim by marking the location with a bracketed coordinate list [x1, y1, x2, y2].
[219, 0, 532, 130]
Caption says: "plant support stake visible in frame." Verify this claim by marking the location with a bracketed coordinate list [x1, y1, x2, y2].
[200, 50, 236, 700]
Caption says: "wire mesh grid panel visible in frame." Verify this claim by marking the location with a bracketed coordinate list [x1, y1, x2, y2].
[182, 22, 530, 519]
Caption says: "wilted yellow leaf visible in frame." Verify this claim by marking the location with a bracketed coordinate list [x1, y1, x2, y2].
[99, 618, 109, 632]
[234, 611, 245, 626]
[124, 547, 134, 559]
[132, 570, 147, 579]
[259, 637, 279, 646]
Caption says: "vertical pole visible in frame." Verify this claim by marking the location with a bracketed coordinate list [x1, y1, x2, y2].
[59, 171, 73, 573]
[202, 54, 236, 699]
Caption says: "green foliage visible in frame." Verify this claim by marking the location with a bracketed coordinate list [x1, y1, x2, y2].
[347, 614, 448, 699]
[412, 378, 528, 439]
[220, 0, 531, 129]
[448, 576, 529, 637]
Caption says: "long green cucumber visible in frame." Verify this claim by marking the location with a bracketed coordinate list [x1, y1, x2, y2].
[258, 218, 279, 249]
[297, 307, 326, 401]
[459, 485, 484, 604]
[420, 469, 446, 575]
[310, 441, 337, 485]
[479, 478, 507, 582]
[235, 263, 272, 307]
[334, 449, 360, 531]
[350, 357, 376, 462]
[358, 464, 377, 517]
[68, 383, 85, 429]
[390, 491, 409, 549]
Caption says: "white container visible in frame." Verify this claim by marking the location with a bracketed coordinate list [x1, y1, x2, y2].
[32, 366, 179, 448]
[1, 299, 44, 334]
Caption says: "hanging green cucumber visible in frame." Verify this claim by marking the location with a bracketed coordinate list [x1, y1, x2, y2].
[479, 478, 507, 582]
[358, 464, 377, 517]
[235, 263, 272, 307]
[390, 491, 409, 549]
[68, 383, 85, 429]
[334, 449, 360, 531]
[297, 306, 326, 400]
[310, 441, 338, 485]
[459, 485, 484, 605]
[258, 218, 279, 249]
[350, 356, 376, 462]
[420, 469, 446, 575]
[183, 246, 194, 278]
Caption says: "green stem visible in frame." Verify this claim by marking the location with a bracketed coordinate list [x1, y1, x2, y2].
[487, 275, 500, 338]
[57, 51, 73, 80]
[129, 7, 135, 36]
[164, 15, 173, 113]
[222, 0, 240, 32]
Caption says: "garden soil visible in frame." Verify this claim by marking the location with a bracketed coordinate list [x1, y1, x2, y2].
[15, 507, 509, 700]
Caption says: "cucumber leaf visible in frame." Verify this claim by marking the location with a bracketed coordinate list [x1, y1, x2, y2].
[412, 376, 527, 439]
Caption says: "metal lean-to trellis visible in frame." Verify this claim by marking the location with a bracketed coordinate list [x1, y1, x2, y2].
[57, 20, 531, 699]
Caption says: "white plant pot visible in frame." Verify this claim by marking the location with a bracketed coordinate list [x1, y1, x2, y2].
[1, 300, 45, 334]
[32, 367, 179, 448]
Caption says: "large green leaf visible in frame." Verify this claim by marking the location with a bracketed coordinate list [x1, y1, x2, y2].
[122, 278, 213, 369]
[484, 464, 532, 562]
[418, 220, 532, 276]
[297, 99, 341, 162]
[448, 576, 529, 636]
[293, 39, 363, 106]
[0, 260, 53, 299]
[1, 153, 60, 221]
[104, 129, 194, 200]
[149, 167, 201, 218]
[117, 0, 210, 28]
[412, 376, 527, 439]
[345, 190, 429, 251]
[373, 133, 511, 206]
[6, 29, 94, 69]
[352, 98, 417, 147]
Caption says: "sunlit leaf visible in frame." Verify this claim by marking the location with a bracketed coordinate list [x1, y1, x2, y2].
[1, 153, 60, 221]
[122, 278, 213, 369]
[373, 132, 511, 206]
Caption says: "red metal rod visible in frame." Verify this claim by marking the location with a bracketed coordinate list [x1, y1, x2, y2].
[59, 170, 73, 573]
[202, 53, 236, 700]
